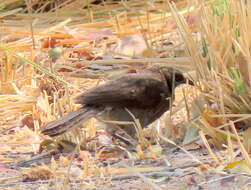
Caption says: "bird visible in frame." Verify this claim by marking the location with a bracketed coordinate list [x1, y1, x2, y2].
[41, 65, 193, 139]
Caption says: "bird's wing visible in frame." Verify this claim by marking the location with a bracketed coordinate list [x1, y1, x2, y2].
[75, 74, 169, 108]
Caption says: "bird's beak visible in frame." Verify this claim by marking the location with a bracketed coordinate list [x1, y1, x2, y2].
[183, 70, 196, 86]
[187, 79, 194, 86]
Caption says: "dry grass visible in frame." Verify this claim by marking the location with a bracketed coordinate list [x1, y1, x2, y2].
[1, 0, 251, 189]
[169, 0, 251, 170]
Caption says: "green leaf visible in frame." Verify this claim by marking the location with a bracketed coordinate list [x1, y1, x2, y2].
[211, 0, 228, 16]
[230, 67, 247, 96]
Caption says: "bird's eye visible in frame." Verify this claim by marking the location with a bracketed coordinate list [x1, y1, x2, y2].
[174, 73, 185, 83]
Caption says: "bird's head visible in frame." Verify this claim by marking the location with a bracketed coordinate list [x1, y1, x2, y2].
[144, 65, 194, 93]
[147, 65, 193, 87]
[149, 67, 193, 93]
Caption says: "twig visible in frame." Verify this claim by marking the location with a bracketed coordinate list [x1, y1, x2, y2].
[70, 57, 192, 69]
[198, 173, 251, 186]
[1, 162, 206, 187]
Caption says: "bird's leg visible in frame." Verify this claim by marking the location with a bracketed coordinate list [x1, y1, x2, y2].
[107, 123, 137, 147]
[98, 119, 137, 147]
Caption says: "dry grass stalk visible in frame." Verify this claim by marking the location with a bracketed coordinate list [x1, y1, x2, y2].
[170, 0, 251, 160]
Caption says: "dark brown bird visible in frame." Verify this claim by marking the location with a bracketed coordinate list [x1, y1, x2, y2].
[41, 65, 193, 138]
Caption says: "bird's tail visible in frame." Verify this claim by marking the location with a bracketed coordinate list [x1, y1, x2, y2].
[41, 107, 103, 137]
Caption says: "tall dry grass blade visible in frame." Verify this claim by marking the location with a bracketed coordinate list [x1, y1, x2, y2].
[199, 130, 221, 164]
[230, 122, 251, 167]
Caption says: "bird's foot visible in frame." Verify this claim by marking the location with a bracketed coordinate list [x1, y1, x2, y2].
[112, 133, 137, 147]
